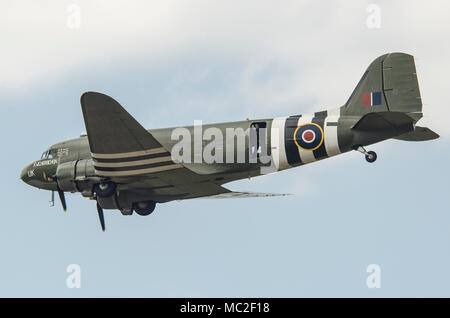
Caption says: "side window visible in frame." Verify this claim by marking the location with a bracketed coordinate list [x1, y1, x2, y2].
[49, 149, 58, 159]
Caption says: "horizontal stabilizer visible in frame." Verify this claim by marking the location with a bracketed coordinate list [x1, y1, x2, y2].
[352, 111, 415, 132]
[351, 111, 416, 146]
[200, 191, 292, 199]
[394, 126, 439, 141]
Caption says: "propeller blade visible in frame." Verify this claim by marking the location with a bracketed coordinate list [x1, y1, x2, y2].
[57, 188, 67, 211]
[96, 202, 106, 232]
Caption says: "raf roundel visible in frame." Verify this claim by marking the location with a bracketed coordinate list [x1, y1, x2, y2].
[293, 123, 324, 151]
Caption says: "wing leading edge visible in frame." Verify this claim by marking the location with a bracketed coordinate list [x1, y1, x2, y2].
[199, 192, 292, 199]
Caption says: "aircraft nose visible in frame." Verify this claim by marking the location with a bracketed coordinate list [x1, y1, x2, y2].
[20, 164, 30, 183]
[20, 161, 58, 191]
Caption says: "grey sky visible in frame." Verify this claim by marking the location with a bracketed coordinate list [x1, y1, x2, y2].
[1, 0, 449, 296]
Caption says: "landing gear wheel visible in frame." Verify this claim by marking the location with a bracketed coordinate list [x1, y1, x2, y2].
[133, 200, 156, 216]
[365, 151, 377, 163]
[355, 146, 377, 164]
[93, 182, 116, 198]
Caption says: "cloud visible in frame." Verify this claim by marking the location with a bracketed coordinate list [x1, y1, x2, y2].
[2, 0, 450, 135]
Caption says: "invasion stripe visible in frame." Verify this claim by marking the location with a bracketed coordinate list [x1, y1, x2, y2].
[95, 164, 183, 177]
[91, 147, 167, 159]
[324, 108, 341, 157]
[94, 160, 175, 172]
[93, 156, 173, 168]
[312, 111, 328, 160]
[296, 114, 316, 164]
[284, 115, 302, 166]
[270, 117, 290, 171]
[92, 151, 170, 163]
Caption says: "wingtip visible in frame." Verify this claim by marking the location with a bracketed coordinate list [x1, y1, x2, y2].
[433, 131, 440, 139]
[80, 91, 98, 104]
[80, 92, 89, 106]
[80, 91, 117, 109]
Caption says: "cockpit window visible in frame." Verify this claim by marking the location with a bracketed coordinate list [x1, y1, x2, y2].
[41, 149, 58, 159]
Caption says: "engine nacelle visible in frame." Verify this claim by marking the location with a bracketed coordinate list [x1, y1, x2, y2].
[56, 159, 102, 196]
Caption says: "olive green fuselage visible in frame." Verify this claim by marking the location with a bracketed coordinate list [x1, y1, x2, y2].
[20, 105, 360, 204]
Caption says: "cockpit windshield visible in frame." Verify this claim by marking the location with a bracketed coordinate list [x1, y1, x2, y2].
[40, 149, 57, 159]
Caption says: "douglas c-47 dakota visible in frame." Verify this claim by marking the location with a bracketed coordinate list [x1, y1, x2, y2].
[20, 53, 439, 231]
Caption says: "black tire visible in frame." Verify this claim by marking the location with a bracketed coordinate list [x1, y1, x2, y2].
[365, 151, 377, 163]
[93, 182, 116, 198]
[133, 200, 156, 216]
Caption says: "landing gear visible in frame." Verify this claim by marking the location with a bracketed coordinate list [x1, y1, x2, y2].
[355, 146, 377, 163]
[365, 151, 377, 163]
[133, 200, 156, 216]
[93, 181, 116, 198]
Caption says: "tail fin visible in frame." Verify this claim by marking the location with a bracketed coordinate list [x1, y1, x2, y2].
[344, 53, 423, 122]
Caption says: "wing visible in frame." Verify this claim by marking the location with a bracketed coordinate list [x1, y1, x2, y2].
[80, 92, 230, 200]
[199, 191, 292, 199]
[80, 91, 182, 177]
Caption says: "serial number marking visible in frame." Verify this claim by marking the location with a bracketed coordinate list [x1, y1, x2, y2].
[224, 302, 270, 313]
[57, 147, 69, 157]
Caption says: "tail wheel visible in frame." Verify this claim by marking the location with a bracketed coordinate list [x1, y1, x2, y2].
[365, 151, 377, 163]
[93, 182, 116, 198]
[133, 200, 156, 216]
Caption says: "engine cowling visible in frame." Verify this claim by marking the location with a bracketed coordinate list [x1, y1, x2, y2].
[55, 159, 151, 215]
[56, 159, 101, 196]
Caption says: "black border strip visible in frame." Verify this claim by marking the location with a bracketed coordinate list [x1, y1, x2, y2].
[312, 111, 328, 160]
[0, 298, 443, 315]
[92, 151, 171, 163]
[94, 160, 175, 172]
[284, 115, 302, 166]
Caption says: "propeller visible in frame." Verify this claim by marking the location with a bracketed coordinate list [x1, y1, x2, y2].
[51, 156, 67, 212]
[96, 201, 106, 232]
[51, 175, 105, 231]
[57, 187, 67, 211]
[49, 173, 67, 212]
[50, 156, 105, 231]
